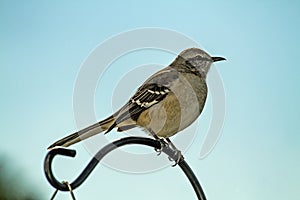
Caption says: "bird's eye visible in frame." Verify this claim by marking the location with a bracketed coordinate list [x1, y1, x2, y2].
[194, 55, 203, 60]
[185, 60, 192, 65]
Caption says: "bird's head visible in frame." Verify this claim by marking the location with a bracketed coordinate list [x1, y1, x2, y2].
[173, 48, 226, 77]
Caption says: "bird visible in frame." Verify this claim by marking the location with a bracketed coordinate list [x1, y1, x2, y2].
[48, 48, 225, 160]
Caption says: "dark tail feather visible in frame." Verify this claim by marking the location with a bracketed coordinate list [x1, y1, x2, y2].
[105, 122, 117, 134]
[47, 116, 115, 149]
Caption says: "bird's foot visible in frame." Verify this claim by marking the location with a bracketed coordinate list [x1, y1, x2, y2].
[154, 139, 167, 156]
[153, 137, 183, 166]
[168, 149, 182, 167]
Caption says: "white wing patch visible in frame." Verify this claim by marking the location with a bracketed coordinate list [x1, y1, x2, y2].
[131, 99, 159, 108]
[147, 89, 170, 95]
[131, 88, 170, 108]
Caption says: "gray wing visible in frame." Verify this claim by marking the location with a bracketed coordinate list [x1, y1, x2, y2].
[105, 68, 179, 133]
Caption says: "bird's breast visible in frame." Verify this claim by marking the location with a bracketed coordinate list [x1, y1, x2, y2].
[168, 73, 207, 129]
[138, 73, 207, 138]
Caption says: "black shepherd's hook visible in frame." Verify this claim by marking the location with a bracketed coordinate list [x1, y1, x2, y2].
[44, 137, 206, 200]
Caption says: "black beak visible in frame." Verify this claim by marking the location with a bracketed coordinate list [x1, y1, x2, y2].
[212, 57, 226, 62]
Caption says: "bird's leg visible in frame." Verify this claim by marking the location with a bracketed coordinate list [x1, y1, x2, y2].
[165, 138, 182, 167]
[148, 129, 167, 155]
[165, 138, 177, 151]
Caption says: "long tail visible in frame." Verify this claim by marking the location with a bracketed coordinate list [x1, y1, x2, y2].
[47, 116, 115, 149]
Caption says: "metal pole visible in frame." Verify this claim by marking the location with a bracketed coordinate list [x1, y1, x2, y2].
[44, 137, 207, 200]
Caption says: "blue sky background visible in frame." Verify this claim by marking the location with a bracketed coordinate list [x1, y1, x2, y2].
[1, 0, 300, 199]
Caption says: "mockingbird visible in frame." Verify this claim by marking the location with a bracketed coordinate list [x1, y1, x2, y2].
[48, 48, 225, 162]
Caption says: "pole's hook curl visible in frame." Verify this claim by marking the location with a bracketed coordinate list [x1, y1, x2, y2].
[44, 137, 206, 200]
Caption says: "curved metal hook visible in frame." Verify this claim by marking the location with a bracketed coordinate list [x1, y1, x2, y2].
[44, 137, 206, 200]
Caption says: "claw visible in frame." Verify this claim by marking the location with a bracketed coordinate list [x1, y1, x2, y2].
[169, 150, 182, 167]
[154, 148, 162, 156]
[154, 139, 167, 156]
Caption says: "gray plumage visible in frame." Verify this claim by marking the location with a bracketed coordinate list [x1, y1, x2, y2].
[48, 48, 225, 149]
